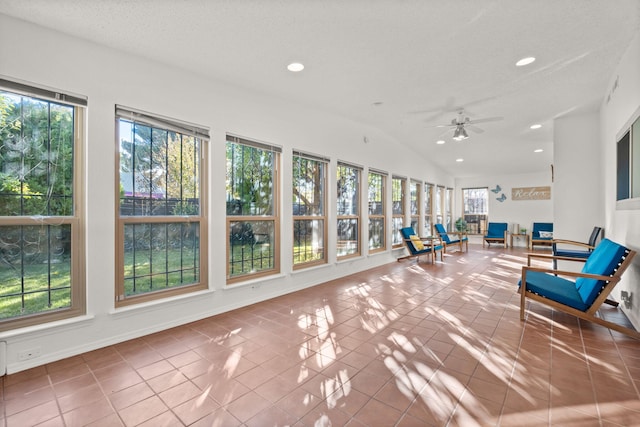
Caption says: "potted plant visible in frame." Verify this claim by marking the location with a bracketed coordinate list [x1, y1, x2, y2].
[455, 217, 468, 232]
[520, 228, 527, 235]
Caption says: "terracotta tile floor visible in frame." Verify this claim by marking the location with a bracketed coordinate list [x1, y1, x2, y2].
[2, 245, 640, 426]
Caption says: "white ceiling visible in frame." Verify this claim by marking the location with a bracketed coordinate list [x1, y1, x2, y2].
[1, 0, 639, 177]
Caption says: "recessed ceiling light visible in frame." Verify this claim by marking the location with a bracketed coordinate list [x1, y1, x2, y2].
[456, 158, 464, 162]
[287, 62, 304, 72]
[372, 101, 383, 107]
[516, 57, 536, 67]
[530, 124, 542, 129]
[436, 140, 446, 145]
[534, 149, 543, 153]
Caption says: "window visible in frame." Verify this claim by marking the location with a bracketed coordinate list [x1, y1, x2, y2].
[337, 162, 361, 259]
[617, 111, 640, 203]
[226, 136, 280, 282]
[0, 79, 85, 330]
[462, 187, 488, 234]
[293, 151, 327, 268]
[391, 176, 405, 247]
[410, 180, 421, 234]
[446, 187, 453, 232]
[424, 183, 433, 235]
[116, 106, 208, 305]
[435, 185, 444, 225]
[617, 130, 630, 201]
[368, 170, 386, 252]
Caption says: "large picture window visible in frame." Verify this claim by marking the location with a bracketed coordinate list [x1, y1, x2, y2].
[391, 176, 405, 248]
[226, 136, 280, 282]
[0, 80, 86, 330]
[293, 151, 327, 268]
[410, 180, 421, 234]
[424, 183, 433, 235]
[435, 185, 444, 225]
[446, 187, 453, 232]
[337, 162, 361, 259]
[116, 106, 208, 306]
[368, 170, 386, 252]
[462, 187, 488, 234]
[617, 111, 640, 204]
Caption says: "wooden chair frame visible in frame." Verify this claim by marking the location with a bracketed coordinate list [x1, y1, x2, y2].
[483, 223, 508, 248]
[434, 223, 468, 253]
[522, 249, 638, 339]
[397, 234, 444, 264]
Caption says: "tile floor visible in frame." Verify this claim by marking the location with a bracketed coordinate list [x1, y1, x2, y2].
[2, 245, 640, 426]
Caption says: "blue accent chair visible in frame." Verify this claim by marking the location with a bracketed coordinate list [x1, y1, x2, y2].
[397, 227, 443, 264]
[434, 223, 468, 253]
[530, 222, 553, 249]
[519, 238, 638, 339]
[483, 222, 508, 248]
[552, 226, 602, 269]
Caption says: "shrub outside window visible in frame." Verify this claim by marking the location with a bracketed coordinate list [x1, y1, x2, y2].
[116, 106, 208, 306]
[424, 183, 433, 236]
[226, 136, 280, 282]
[368, 170, 386, 253]
[337, 163, 361, 259]
[0, 80, 86, 330]
[391, 176, 405, 248]
[293, 151, 327, 268]
[410, 180, 421, 234]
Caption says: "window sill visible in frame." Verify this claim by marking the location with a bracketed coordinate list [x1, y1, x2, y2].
[223, 273, 287, 291]
[616, 198, 640, 210]
[291, 262, 331, 275]
[0, 314, 96, 340]
[109, 288, 216, 317]
[336, 255, 364, 264]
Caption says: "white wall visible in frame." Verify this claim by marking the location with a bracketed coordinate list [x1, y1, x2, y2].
[0, 15, 455, 374]
[455, 172, 553, 247]
[601, 31, 640, 329]
[553, 112, 604, 240]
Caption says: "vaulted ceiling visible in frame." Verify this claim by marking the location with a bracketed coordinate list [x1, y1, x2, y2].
[1, 0, 638, 177]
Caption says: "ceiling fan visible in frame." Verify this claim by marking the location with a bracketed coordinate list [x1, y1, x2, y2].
[434, 110, 503, 141]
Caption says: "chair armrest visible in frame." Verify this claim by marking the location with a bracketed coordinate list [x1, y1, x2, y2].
[522, 265, 621, 284]
[552, 239, 595, 250]
[526, 252, 589, 266]
[403, 236, 441, 243]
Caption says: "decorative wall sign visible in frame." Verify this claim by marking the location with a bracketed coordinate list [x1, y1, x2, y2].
[512, 186, 551, 201]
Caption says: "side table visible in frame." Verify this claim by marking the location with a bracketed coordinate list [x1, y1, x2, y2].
[510, 233, 530, 248]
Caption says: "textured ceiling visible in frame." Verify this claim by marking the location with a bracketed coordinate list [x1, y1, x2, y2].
[1, 0, 638, 177]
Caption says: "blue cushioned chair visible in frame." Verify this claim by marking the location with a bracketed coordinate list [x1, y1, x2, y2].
[530, 222, 553, 249]
[434, 223, 468, 253]
[483, 222, 508, 248]
[397, 227, 443, 264]
[552, 226, 602, 269]
[519, 238, 638, 339]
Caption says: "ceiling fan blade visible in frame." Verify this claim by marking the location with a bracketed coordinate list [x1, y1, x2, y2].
[466, 124, 484, 133]
[437, 128, 454, 138]
[431, 123, 456, 128]
[468, 116, 503, 124]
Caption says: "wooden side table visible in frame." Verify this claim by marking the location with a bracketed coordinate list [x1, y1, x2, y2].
[510, 233, 530, 248]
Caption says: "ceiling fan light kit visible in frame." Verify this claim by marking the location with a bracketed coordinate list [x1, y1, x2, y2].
[433, 110, 503, 142]
[452, 126, 469, 141]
